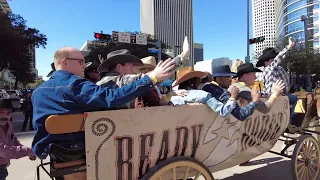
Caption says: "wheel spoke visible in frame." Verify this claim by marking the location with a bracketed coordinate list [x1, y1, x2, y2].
[194, 171, 201, 180]
[297, 160, 305, 168]
[157, 176, 163, 180]
[302, 143, 309, 158]
[306, 141, 311, 157]
[310, 156, 319, 161]
[297, 165, 305, 179]
[309, 165, 317, 175]
[183, 166, 190, 180]
[172, 167, 177, 180]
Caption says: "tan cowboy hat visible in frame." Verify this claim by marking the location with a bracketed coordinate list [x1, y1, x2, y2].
[172, 67, 207, 87]
[97, 49, 143, 72]
[140, 56, 157, 70]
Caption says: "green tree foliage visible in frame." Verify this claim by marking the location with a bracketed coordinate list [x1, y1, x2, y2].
[0, 13, 47, 88]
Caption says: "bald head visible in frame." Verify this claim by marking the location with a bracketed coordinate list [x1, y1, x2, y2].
[53, 46, 86, 78]
[54, 47, 79, 68]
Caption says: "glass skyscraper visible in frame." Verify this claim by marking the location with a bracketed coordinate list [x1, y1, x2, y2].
[275, 0, 320, 47]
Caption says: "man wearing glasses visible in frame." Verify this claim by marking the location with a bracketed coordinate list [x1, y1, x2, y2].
[31, 46, 175, 159]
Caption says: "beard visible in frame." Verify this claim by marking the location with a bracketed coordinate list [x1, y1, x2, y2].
[0, 118, 8, 126]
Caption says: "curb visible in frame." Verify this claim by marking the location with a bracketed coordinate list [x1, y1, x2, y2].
[15, 130, 35, 136]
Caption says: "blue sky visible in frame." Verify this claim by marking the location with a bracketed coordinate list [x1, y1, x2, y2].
[8, 0, 253, 80]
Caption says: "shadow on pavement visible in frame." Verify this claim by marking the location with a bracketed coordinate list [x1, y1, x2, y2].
[224, 159, 293, 180]
[239, 157, 283, 166]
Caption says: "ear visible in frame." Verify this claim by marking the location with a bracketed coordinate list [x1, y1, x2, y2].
[115, 64, 122, 71]
[61, 59, 68, 66]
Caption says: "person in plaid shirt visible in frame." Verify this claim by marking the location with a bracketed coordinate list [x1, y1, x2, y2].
[255, 37, 297, 120]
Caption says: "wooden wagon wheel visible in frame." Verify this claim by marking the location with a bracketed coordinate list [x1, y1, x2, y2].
[141, 156, 214, 180]
[292, 134, 320, 180]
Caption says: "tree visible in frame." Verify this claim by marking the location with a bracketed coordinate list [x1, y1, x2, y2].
[84, 31, 171, 65]
[0, 13, 47, 88]
[274, 36, 320, 88]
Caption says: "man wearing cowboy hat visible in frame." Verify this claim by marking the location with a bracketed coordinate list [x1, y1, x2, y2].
[31, 47, 176, 159]
[228, 63, 285, 114]
[0, 99, 36, 179]
[201, 65, 260, 120]
[170, 67, 239, 117]
[255, 37, 297, 119]
[97, 51, 187, 108]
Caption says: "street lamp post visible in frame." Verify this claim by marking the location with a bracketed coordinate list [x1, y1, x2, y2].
[246, 0, 250, 63]
[301, 15, 312, 92]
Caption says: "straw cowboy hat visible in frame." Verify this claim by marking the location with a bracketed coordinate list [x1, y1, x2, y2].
[172, 67, 207, 87]
[256, 48, 278, 67]
[140, 56, 157, 70]
[97, 49, 144, 72]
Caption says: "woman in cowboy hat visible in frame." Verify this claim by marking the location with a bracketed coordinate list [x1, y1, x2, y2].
[0, 99, 36, 179]
[169, 67, 239, 117]
[201, 65, 260, 121]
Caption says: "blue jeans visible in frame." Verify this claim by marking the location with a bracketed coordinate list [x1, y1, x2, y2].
[170, 90, 236, 118]
[0, 168, 8, 180]
[288, 93, 298, 120]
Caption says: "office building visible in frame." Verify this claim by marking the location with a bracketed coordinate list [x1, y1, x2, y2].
[140, 0, 194, 66]
[252, 0, 276, 60]
[275, 0, 320, 47]
[194, 57, 233, 74]
[194, 43, 204, 64]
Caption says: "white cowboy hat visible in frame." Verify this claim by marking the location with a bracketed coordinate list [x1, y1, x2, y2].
[139, 56, 157, 70]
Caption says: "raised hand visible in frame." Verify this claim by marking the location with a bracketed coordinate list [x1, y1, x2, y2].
[147, 58, 175, 83]
[230, 86, 239, 99]
[251, 85, 261, 103]
[287, 37, 295, 49]
[271, 79, 285, 97]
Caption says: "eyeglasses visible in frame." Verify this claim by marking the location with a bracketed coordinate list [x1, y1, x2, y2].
[66, 58, 85, 65]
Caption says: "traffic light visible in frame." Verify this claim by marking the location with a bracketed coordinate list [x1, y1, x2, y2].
[249, 36, 265, 44]
[94, 32, 111, 40]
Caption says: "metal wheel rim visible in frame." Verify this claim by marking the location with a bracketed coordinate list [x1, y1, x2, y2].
[148, 160, 213, 180]
[294, 136, 320, 180]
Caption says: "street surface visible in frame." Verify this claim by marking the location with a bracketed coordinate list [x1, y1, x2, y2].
[7, 132, 316, 180]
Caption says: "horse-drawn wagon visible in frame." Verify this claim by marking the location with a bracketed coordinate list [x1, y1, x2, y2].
[36, 95, 320, 180]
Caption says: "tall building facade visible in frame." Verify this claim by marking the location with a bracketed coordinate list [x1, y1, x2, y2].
[252, 0, 276, 60]
[194, 43, 203, 64]
[140, 0, 194, 66]
[275, 0, 320, 47]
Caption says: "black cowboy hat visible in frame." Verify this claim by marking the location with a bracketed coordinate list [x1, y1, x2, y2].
[236, 63, 262, 77]
[85, 62, 100, 74]
[0, 99, 13, 109]
[256, 48, 278, 67]
[47, 63, 56, 77]
[97, 49, 144, 72]
[212, 65, 237, 77]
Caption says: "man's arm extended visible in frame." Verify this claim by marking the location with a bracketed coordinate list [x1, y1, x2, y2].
[72, 75, 155, 109]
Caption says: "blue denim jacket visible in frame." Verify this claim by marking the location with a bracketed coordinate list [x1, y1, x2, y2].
[170, 90, 236, 117]
[202, 82, 256, 121]
[32, 70, 155, 158]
